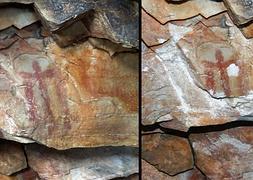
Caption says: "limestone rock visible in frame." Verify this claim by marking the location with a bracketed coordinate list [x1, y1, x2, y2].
[241, 23, 253, 39]
[0, 0, 139, 48]
[142, 10, 253, 130]
[0, 35, 138, 149]
[142, 160, 205, 180]
[190, 126, 253, 179]
[25, 144, 138, 180]
[0, 140, 27, 175]
[0, 6, 38, 31]
[142, 9, 170, 46]
[142, 43, 175, 126]
[178, 13, 253, 98]
[142, 0, 226, 24]
[223, 0, 253, 25]
[142, 133, 193, 175]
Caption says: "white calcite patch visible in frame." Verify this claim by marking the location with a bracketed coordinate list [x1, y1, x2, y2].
[168, 23, 193, 43]
[157, 38, 166, 44]
[227, 63, 239, 77]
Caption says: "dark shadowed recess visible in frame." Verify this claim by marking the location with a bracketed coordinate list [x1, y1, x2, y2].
[142, 120, 253, 137]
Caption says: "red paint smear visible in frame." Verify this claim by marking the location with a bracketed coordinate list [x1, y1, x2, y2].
[20, 61, 55, 122]
[203, 49, 235, 96]
[24, 82, 37, 122]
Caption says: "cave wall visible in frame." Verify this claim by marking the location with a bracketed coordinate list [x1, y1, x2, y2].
[0, 1, 139, 179]
[142, 0, 253, 179]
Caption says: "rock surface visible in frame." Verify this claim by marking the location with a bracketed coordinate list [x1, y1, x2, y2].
[142, 0, 226, 24]
[142, 160, 205, 180]
[190, 126, 253, 179]
[142, 10, 170, 46]
[142, 4, 253, 130]
[224, 0, 253, 25]
[0, 140, 27, 175]
[0, 0, 139, 48]
[0, 32, 138, 149]
[0, 6, 38, 31]
[142, 133, 193, 175]
[25, 144, 138, 180]
[0, 1, 139, 179]
[142, 0, 253, 179]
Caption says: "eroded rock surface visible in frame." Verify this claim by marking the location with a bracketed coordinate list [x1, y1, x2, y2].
[142, 160, 205, 180]
[142, 5, 253, 130]
[142, 0, 253, 179]
[142, 10, 170, 46]
[190, 126, 253, 179]
[142, 0, 226, 24]
[0, 35, 138, 149]
[0, 1, 138, 179]
[224, 0, 253, 25]
[0, 6, 38, 31]
[26, 144, 138, 180]
[0, 0, 139, 48]
[142, 133, 193, 175]
[0, 140, 27, 175]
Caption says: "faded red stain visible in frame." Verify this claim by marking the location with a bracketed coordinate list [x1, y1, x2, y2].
[63, 48, 137, 113]
[203, 49, 236, 96]
[20, 61, 54, 122]
[237, 61, 249, 95]
[19, 61, 71, 136]
[24, 82, 37, 122]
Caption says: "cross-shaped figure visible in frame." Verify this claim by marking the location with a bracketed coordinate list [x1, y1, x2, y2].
[203, 49, 235, 96]
[19, 61, 55, 122]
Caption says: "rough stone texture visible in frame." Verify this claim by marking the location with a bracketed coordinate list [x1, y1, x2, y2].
[190, 126, 253, 179]
[0, 35, 138, 149]
[142, 9, 170, 46]
[142, 133, 193, 175]
[178, 13, 253, 99]
[142, 8, 253, 130]
[0, 1, 139, 179]
[25, 144, 138, 180]
[241, 23, 253, 38]
[142, 0, 253, 179]
[142, 0, 226, 24]
[224, 0, 253, 25]
[0, 168, 43, 180]
[142, 160, 205, 180]
[0, 140, 27, 175]
[0, 0, 139, 48]
[142, 43, 175, 126]
[0, 6, 38, 31]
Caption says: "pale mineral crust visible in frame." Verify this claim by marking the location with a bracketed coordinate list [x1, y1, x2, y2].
[190, 126, 253, 179]
[142, 160, 205, 180]
[0, 140, 27, 176]
[142, 133, 193, 175]
[142, 43, 175, 126]
[25, 144, 138, 180]
[0, 1, 138, 151]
